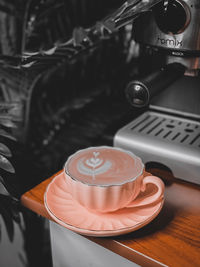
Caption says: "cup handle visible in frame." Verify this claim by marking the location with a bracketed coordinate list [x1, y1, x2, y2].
[126, 176, 165, 208]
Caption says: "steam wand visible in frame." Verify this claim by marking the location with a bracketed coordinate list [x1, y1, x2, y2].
[125, 63, 186, 108]
[101, 0, 164, 31]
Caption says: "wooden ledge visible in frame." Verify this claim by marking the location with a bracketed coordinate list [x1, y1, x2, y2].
[21, 170, 200, 267]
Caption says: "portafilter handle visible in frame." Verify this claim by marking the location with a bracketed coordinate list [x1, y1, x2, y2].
[125, 63, 186, 108]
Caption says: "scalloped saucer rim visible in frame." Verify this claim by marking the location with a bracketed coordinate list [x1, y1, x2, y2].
[44, 172, 164, 237]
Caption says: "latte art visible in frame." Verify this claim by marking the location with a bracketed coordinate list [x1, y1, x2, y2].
[78, 158, 112, 178]
[66, 146, 144, 186]
[86, 152, 103, 169]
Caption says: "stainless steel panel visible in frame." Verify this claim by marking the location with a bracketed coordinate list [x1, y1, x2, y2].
[114, 111, 200, 185]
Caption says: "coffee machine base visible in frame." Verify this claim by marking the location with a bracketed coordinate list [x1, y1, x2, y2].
[114, 111, 200, 185]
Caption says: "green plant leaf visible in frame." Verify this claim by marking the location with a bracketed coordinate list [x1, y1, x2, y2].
[0, 176, 10, 196]
[0, 155, 15, 173]
[0, 200, 14, 242]
[0, 129, 17, 141]
[0, 119, 17, 128]
[0, 143, 12, 157]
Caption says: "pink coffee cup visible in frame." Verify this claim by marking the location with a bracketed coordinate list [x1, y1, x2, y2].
[64, 146, 164, 213]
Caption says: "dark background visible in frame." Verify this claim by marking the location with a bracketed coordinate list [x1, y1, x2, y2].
[0, 1, 161, 266]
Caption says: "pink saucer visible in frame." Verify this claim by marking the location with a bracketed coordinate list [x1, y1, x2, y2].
[44, 172, 164, 237]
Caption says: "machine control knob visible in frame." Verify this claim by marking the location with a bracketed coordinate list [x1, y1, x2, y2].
[154, 0, 190, 34]
[126, 82, 149, 107]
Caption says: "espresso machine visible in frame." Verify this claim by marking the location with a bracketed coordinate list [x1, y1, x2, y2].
[20, 0, 200, 184]
[114, 0, 200, 185]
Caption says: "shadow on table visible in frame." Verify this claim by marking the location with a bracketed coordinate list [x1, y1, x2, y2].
[114, 201, 175, 240]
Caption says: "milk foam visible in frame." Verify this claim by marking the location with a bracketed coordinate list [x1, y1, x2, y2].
[66, 147, 143, 186]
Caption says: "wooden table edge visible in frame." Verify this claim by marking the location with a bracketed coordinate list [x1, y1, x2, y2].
[20, 170, 200, 267]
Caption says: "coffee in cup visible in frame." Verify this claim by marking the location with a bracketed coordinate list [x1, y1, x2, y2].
[64, 146, 164, 213]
